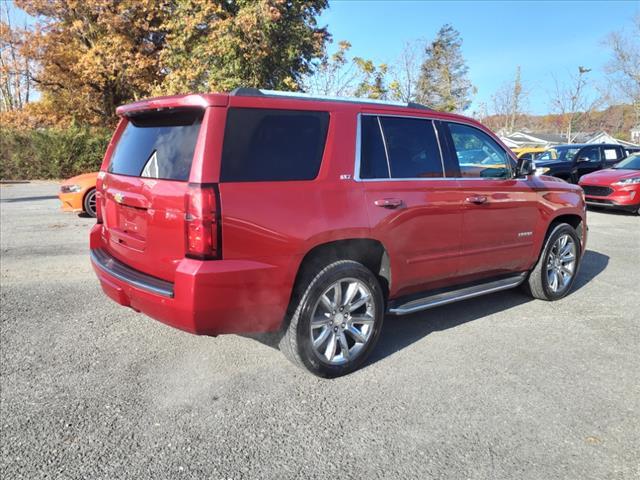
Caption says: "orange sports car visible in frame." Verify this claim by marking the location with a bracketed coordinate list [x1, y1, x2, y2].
[58, 172, 98, 217]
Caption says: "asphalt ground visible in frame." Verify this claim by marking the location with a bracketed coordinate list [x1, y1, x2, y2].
[1, 181, 638, 479]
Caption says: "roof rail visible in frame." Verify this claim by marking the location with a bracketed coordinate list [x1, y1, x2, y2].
[229, 87, 432, 110]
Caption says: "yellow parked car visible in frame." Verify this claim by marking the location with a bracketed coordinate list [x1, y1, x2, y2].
[511, 147, 548, 161]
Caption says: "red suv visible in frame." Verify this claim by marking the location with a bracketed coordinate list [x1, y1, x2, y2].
[90, 89, 587, 377]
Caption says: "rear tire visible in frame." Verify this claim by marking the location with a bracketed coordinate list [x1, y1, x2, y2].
[279, 260, 385, 378]
[524, 223, 581, 301]
[83, 188, 97, 218]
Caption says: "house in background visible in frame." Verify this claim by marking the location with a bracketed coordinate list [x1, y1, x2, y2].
[500, 129, 640, 150]
[498, 131, 566, 149]
[631, 125, 640, 144]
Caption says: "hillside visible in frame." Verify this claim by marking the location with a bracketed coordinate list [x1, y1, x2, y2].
[482, 104, 637, 141]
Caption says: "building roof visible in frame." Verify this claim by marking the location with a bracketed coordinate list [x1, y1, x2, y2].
[500, 129, 640, 149]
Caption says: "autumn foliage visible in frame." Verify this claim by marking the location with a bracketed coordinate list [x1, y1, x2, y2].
[5, 0, 329, 128]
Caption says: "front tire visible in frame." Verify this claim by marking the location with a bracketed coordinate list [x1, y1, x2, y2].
[279, 260, 385, 378]
[83, 188, 97, 218]
[524, 223, 581, 301]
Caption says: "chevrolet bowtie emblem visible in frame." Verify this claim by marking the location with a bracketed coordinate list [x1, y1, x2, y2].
[114, 193, 124, 204]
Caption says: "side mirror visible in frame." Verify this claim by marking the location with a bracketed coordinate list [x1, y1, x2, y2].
[517, 158, 535, 177]
[576, 156, 589, 163]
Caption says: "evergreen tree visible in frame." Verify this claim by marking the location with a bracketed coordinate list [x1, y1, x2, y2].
[416, 24, 474, 112]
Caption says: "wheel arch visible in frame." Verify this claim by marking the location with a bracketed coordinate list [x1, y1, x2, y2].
[541, 213, 586, 261]
[549, 213, 584, 237]
[290, 238, 391, 308]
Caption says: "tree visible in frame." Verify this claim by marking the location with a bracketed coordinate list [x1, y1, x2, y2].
[0, 2, 33, 112]
[352, 57, 388, 99]
[304, 40, 361, 97]
[415, 24, 474, 112]
[303, 39, 390, 100]
[550, 66, 600, 142]
[15, 0, 170, 126]
[11, 0, 329, 126]
[388, 39, 422, 102]
[604, 15, 640, 123]
[157, 0, 328, 95]
[491, 66, 527, 133]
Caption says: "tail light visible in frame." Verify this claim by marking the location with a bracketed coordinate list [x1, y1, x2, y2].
[95, 171, 106, 224]
[185, 184, 221, 260]
[95, 192, 104, 224]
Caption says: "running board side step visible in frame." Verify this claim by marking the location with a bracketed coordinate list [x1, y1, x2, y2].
[388, 273, 527, 315]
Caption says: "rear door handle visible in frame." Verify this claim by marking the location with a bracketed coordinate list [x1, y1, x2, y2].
[465, 195, 488, 205]
[374, 198, 403, 209]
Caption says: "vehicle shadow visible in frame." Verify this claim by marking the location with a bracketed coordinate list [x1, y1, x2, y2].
[587, 206, 637, 216]
[244, 249, 609, 369]
[367, 248, 609, 367]
[0, 195, 58, 203]
[572, 249, 608, 291]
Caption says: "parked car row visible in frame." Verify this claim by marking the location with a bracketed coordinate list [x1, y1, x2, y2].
[508, 143, 639, 214]
[533, 143, 627, 182]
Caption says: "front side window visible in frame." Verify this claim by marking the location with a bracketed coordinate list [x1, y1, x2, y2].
[579, 146, 601, 163]
[447, 123, 510, 178]
[220, 108, 329, 182]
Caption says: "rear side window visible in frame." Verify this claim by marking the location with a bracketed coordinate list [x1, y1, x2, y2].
[380, 117, 443, 178]
[108, 109, 204, 181]
[360, 116, 390, 179]
[602, 147, 623, 161]
[220, 108, 330, 182]
[359, 115, 443, 179]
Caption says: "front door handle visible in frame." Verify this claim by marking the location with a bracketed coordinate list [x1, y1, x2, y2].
[374, 198, 403, 209]
[465, 195, 488, 205]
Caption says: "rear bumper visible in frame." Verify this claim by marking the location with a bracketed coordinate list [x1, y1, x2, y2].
[90, 226, 295, 335]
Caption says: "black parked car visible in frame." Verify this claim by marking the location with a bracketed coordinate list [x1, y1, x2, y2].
[535, 144, 627, 183]
[625, 146, 640, 156]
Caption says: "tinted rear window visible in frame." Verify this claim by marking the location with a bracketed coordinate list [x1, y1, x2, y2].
[381, 116, 443, 178]
[108, 109, 203, 181]
[360, 116, 390, 179]
[220, 108, 329, 182]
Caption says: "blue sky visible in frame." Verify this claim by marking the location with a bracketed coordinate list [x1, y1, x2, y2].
[319, 0, 639, 114]
[7, 0, 639, 115]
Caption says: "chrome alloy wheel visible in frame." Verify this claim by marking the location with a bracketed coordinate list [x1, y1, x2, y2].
[309, 278, 376, 365]
[86, 190, 97, 217]
[545, 234, 577, 293]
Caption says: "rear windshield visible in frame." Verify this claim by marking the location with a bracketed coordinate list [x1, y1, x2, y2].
[220, 108, 330, 182]
[108, 109, 204, 181]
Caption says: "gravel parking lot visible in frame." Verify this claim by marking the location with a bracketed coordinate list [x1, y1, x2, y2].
[1, 181, 638, 479]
